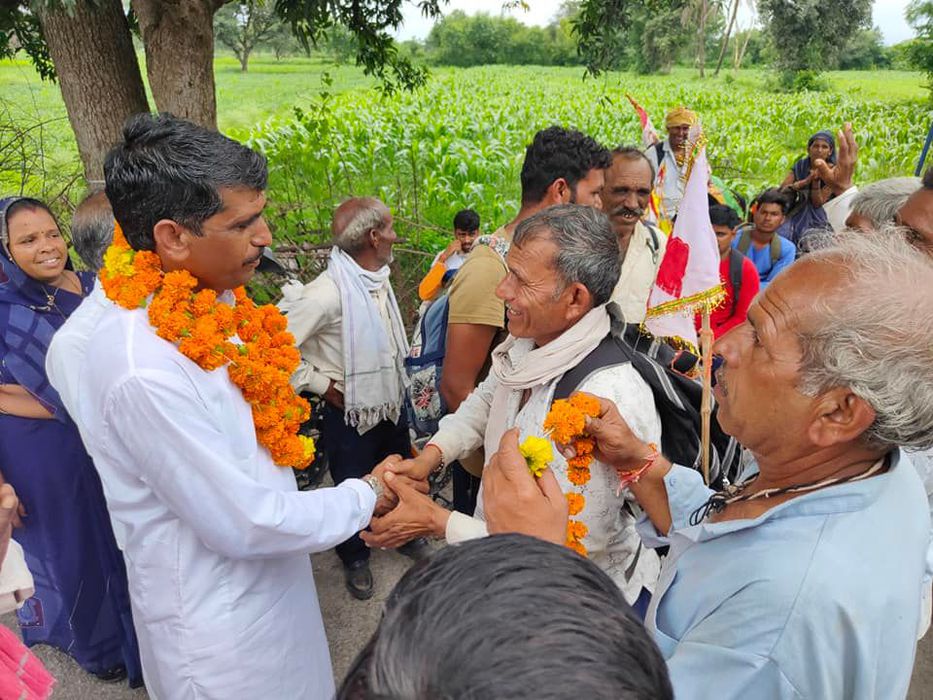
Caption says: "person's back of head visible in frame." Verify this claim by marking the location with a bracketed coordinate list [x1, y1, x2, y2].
[520, 126, 611, 205]
[453, 208, 480, 233]
[338, 534, 673, 700]
[104, 112, 267, 252]
[71, 190, 114, 272]
[847, 177, 921, 230]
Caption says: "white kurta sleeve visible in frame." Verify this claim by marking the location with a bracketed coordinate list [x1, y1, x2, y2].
[823, 186, 858, 232]
[101, 370, 375, 560]
[445, 511, 489, 544]
[280, 276, 340, 395]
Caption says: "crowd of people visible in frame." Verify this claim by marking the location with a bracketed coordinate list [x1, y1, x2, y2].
[0, 104, 930, 700]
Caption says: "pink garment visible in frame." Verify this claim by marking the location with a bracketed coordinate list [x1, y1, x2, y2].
[0, 625, 55, 700]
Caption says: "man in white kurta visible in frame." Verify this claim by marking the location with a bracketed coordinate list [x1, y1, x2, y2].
[46, 114, 377, 700]
[47, 280, 375, 699]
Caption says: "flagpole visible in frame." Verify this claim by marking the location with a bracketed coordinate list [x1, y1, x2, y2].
[700, 307, 713, 485]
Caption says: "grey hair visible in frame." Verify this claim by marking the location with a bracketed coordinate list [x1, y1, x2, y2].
[512, 204, 621, 306]
[849, 177, 921, 228]
[796, 226, 933, 451]
[71, 190, 113, 272]
[332, 199, 388, 254]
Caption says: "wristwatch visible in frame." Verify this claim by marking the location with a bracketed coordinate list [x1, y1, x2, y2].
[363, 474, 384, 500]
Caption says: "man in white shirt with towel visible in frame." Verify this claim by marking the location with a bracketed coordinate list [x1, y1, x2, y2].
[280, 197, 425, 600]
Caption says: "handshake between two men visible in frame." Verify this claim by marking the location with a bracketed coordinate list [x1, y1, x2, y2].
[358, 395, 673, 551]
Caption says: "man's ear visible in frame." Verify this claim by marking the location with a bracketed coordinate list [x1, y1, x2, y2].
[152, 219, 190, 265]
[807, 388, 877, 448]
[543, 178, 570, 206]
[563, 282, 593, 322]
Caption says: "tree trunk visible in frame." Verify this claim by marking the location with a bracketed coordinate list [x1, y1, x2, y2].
[697, 0, 708, 77]
[714, 0, 740, 76]
[240, 48, 250, 72]
[36, 0, 150, 184]
[132, 0, 225, 128]
[734, 27, 753, 71]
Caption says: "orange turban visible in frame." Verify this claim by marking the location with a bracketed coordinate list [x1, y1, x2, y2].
[665, 107, 698, 128]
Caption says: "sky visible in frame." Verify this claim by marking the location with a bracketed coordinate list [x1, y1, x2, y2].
[394, 0, 916, 46]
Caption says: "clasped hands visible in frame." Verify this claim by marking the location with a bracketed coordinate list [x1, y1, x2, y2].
[360, 393, 658, 551]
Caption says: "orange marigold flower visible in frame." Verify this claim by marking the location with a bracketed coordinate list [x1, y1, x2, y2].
[543, 399, 586, 444]
[566, 493, 585, 516]
[567, 539, 588, 557]
[574, 437, 595, 457]
[568, 392, 600, 418]
[567, 465, 591, 486]
[567, 453, 593, 471]
[567, 519, 588, 541]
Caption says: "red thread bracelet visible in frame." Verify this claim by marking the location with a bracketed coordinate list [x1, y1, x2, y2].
[616, 443, 660, 494]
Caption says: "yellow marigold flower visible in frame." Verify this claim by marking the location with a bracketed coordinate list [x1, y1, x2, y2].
[519, 435, 554, 477]
[103, 246, 136, 278]
[566, 493, 585, 516]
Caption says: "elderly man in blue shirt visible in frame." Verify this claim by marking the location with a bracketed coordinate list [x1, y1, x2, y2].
[481, 227, 933, 698]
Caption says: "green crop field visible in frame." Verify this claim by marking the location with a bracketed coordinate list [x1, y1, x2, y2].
[2, 54, 931, 256]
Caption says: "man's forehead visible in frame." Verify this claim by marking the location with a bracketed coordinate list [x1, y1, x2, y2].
[608, 157, 652, 185]
[762, 258, 845, 331]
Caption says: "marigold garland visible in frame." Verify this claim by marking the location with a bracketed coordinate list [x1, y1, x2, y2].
[543, 392, 601, 557]
[99, 223, 315, 469]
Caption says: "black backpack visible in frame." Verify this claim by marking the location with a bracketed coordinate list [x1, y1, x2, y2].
[726, 248, 744, 315]
[553, 304, 741, 489]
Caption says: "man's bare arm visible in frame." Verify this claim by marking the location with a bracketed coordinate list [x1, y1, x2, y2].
[440, 322, 498, 412]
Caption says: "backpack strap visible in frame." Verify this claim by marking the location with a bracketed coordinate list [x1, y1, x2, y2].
[736, 226, 753, 255]
[642, 220, 661, 264]
[727, 249, 744, 315]
[554, 305, 633, 401]
[553, 334, 632, 401]
[769, 232, 782, 266]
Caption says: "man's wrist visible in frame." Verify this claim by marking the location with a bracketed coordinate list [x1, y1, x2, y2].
[362, 474, 384, 500]
[430, 503, 451, 538]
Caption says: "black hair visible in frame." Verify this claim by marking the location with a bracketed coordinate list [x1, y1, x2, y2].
[103, 113, 268, 251]
[755, 187, 791, 215]
[520, 126, 612, 205]
[612, 145, 656, 181]
[923, 167, 933, 190]
[452, 208, 480, 232]
[709, 204, 740, 229]
[338, 534, 673, 700]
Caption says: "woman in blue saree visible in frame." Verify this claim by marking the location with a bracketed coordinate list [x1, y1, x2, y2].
[780, 130, 837, 246]
[0, 197, 141, 686]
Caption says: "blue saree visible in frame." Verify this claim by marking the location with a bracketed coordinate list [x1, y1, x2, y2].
[0, 197, 141, 685]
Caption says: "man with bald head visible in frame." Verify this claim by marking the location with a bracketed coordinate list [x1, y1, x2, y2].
[482, 228, 933, 698]
[280, 197, 419, 599]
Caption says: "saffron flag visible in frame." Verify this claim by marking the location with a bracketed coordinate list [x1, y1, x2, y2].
[644, 141, 723, 348]
[626, 94, 659, 147]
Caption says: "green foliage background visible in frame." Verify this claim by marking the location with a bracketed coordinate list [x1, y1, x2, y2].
[239, 65, 930, 252]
